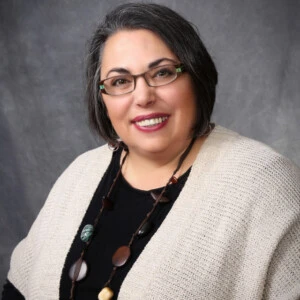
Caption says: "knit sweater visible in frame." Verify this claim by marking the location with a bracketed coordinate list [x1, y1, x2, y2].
[7, 126, 300, 299]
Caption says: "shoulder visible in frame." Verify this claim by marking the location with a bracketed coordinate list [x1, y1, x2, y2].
[195, 125, 300, 213]
[64, 144, 112, 173]
[206, 125, 299, 176]
[32, 143, 113, 227]
[53, 144, 112, 186]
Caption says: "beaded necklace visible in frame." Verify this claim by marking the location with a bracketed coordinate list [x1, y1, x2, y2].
[68, 138, 196, 300]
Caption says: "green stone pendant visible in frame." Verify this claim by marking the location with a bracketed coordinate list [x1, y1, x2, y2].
[80, 224, 94, 243]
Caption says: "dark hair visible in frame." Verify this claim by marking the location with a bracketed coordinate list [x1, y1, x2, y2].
[86, 2, 218, 144]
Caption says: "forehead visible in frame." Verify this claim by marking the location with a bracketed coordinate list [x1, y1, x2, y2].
[100, 29, 177, 74]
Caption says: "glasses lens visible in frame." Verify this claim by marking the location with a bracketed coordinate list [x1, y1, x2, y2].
[103, 74, 134, 95]
[146, 65, 178, 87]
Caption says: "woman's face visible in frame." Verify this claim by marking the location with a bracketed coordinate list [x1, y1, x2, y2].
[100, 29, 197, 157]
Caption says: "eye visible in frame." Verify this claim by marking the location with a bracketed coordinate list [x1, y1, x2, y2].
[111, 76, 132, 87]
[153, 66, 175, 78]
[104, 74, 133, 91]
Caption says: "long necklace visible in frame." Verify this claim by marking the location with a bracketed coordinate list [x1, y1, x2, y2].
[68, 138, 196, 300]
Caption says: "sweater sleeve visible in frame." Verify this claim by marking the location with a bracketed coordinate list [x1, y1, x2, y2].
[6, 149, 99, 298]
[263, 216, 300, 299]
[262, 156, 300, 300]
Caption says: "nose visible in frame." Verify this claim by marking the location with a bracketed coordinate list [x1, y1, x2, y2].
[133, 76, 155, 107]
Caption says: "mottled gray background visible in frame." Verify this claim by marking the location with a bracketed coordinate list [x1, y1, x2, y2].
[0, 0, 299, 288]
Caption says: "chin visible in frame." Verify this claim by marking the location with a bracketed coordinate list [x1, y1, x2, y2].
[129, 141, 171, 154]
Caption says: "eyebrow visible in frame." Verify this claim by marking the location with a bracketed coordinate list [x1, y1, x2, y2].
[105, 57, 178, 78]
[148, 58, 178, 68]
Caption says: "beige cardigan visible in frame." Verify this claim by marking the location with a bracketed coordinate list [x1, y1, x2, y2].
[8, 126, 300, 299]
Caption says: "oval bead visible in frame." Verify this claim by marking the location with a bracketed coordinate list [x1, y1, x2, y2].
[102, 197, 114, 210]
[137, 221, 154, 237]
[98, 287, 114, 300]
[69, 259, 88, 281]
[80, 224, 94, 243]
[150, 192, 170, 203]
[112, 246, 131, 267]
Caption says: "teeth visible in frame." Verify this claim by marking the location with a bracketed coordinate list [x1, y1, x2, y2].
[136, 116, 168, 127]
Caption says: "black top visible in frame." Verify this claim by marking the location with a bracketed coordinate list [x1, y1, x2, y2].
[2, 148, 190, 300]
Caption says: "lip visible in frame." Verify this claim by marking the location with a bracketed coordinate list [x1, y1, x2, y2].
[131, 113, 170, 132]
[131, 113, 170, 123]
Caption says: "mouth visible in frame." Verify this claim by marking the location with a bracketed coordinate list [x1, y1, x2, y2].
[135, 116, 168, 127]
[131, 114, 170, 131]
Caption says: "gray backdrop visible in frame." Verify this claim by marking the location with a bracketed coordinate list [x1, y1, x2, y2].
[0, 0, 299, 288]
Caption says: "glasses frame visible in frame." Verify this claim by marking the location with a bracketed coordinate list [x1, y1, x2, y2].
[99, 64, 185, 96]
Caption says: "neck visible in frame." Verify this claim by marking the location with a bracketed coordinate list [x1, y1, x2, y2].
[121, 136, 206, 190]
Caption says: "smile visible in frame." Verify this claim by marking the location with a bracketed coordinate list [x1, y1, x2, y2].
[135, 116, 168, 127]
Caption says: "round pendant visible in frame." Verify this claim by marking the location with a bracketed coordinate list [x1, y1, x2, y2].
[69, 258, 88, 281]
[80, 224, 94, 243]
[98, 286, 114, 300]
[112, 245, 131, 267]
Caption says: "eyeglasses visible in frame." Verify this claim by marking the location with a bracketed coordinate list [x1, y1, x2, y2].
[99, 64, 184, 96]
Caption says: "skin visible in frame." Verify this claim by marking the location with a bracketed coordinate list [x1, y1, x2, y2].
[100, 29, 206, 189]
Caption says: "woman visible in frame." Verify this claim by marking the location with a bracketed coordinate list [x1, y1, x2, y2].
[2, 3, 300, 300]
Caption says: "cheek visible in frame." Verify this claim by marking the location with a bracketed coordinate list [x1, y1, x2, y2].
[163, 86, 196, 116]
[103, 96, 118, 119]
[103, 97, 130, 126]
[177, 82, 197, 117]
